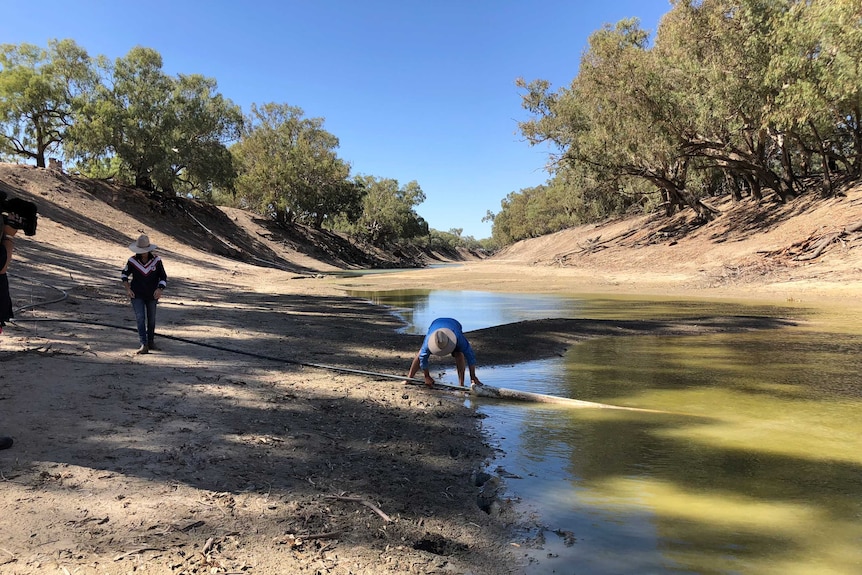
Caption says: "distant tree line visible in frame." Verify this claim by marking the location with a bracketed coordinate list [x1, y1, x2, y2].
[488, 0, 862, 246]
[0, 41, 490, 250]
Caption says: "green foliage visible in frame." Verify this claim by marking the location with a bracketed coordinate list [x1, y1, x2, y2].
[67, 46, 241, 196]
[768, 0, 862, 176]
[0, 39, 93, 167]
[508, 0, 862, 246]
[658, 0, 797, 200]
[71, 155, 133, 183]
[488, 163, 640, 245]
[351, 175, 428, 247]
[427, 228, 484, 252]
[231, 102, 359, 228]
[165, 74, 243, 199]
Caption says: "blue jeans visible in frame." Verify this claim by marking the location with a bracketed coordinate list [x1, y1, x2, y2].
[131, 298, 157, 346]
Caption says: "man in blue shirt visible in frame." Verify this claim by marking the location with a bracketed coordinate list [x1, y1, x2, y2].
[406, 318, 483, 388]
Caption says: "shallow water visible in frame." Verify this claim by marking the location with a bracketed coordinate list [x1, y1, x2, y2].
[349, 289, 862, 575]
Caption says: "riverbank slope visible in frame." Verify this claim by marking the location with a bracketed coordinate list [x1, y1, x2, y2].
[1, 163, 860, 574]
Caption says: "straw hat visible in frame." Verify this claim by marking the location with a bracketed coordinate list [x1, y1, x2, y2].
[128, 234, 158, 254]
[428, 328, 457, 356]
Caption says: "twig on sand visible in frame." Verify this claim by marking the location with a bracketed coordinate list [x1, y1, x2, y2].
[202, 537, 215, 554]
[325, 494, 392, 523]
[0, 547, 15, 566]
[113, 547, 166, 561]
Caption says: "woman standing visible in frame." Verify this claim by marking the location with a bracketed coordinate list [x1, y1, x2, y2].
[121, 234, 168, 354]
[1, 221, 18, 449]
[0, 223, 17, 333]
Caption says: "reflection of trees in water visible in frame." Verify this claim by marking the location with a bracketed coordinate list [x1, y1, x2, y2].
[351, 289, 431, 334]
[507, 327, 862, 575]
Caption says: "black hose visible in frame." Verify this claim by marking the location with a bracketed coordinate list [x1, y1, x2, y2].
[6, 272, 420, 382]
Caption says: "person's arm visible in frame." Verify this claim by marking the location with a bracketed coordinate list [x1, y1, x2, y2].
[459, 335, 482, 386]
[1, 226, 18, 274]
[121, 260, 135, 299]
[155, 258, 167, 299]
[406, 348, 435, 387]
[468, 365, 483, 386]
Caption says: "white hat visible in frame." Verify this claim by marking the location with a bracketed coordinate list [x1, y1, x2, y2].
[129, 234, 158, 254]
[428, 328, 457, 356]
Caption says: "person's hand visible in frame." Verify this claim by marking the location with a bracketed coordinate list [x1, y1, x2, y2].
[127, 289, 135, 299]
[154, 287, 163, 300]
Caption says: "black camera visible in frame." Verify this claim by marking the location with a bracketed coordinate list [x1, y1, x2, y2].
[0, 190, 38, 236]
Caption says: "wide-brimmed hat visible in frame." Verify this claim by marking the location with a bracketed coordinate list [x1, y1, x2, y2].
[428, 327, 457, 356]
[129, 234, 158, 254]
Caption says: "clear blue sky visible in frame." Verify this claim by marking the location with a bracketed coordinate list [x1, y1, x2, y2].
[1, 0, 671, 239]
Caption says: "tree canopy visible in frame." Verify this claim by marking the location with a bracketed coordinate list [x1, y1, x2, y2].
[231, 102, 360, 228]
[351, 175, 428, 247]
[67, 46, 242, 196]
[497, 0, 862, 245]
[0, 39, 92, 167]
[6, 2, 862, 253]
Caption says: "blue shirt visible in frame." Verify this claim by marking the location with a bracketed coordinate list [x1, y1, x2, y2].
[418, 318, 476, 370]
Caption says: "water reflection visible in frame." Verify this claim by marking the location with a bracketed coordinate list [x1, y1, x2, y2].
[349, 289, 862, 574]
[347, 289, 588, 333]
[346, 288, 807, 334]
[483, 331, 862, 574]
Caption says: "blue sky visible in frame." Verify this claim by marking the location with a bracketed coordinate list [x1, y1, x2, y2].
[1, 0, 671, 239]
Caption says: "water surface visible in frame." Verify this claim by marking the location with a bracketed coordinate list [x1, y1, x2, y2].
[350, 289, 862, 575]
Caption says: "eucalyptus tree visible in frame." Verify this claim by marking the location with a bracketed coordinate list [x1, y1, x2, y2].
[353, 175, 428, 246]
[232, 102, 358, 227]
[69, 47, 173, 189]
[487, 183, 579, 245]
[68, 47, 240, 195]
[520, 18, 718, 219]
[0, 39, 93, 167]
[768, 0, 862, 185]
[659, 0, 798, 202]
[162, 73, 242, 198]
[486, 165, 623, 246]
[547, 163, 636, 223]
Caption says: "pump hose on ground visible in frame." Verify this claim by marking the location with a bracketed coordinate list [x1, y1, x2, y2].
[6, 273, 667, 412]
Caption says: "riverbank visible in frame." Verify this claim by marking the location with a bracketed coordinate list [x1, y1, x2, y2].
[1, 163, 861, 574]
[3, 259, 803, 575]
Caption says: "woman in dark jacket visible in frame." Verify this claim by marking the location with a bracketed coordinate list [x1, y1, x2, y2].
[121, 234, 168, 355]
[1, 222, 18, 449]
[0, 224, 16, 330]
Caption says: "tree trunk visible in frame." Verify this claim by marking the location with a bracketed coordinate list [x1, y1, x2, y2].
[777, 132, 797, 197]
[808, 119, 833, 196]
[852, 102, 862, 177]
[726, 172, 742, 201]
[744, 175, 763, 202]
[135, 174, 154, 191]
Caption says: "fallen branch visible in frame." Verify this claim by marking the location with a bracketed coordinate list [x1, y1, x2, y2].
[796, 231, 840, 261]
[325, 495, 392, 523]
[202, 537, 215, 554]
[845, 220, 862, 233]
[785, 220, 862, 262]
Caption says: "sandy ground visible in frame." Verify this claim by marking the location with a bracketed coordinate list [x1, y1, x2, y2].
[1, 164, 861, 575]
